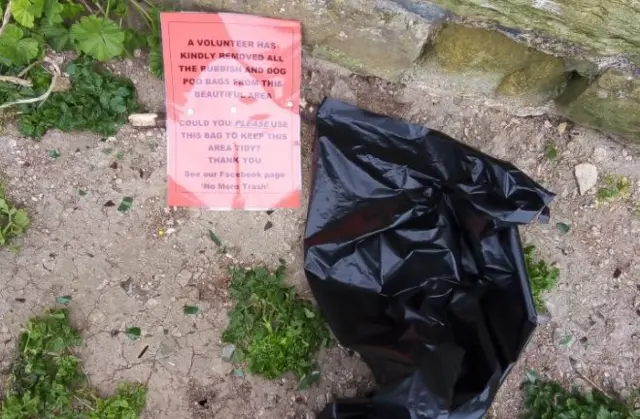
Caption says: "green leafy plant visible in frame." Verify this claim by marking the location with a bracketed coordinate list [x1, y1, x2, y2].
[222, 264, 331, 380]
[0, 309, 147, 418]
[18, 56, 138, 137]
[524, 245, 559, 313]
[0, 0, 161, 65]
[1, 0, 164, 126]
[0, 184, 29, 248]
[597, 174, 631, 203]
[522, 370, 639, 419]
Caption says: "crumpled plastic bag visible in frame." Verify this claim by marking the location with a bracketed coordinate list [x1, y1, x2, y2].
[303, 99, 554, 419]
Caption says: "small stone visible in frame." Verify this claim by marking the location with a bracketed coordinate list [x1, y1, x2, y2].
[176, 270, 192, 287]
[330, 79, 356, 104]
[145, 298, 159, 308]
[107, 136, 116, 143]
[557, 122, 567, 135]
[134, 49, 142, 58]
[574, 163, 598, 195]
[543, 120, 552, 129]
[221, 344, 236, 362]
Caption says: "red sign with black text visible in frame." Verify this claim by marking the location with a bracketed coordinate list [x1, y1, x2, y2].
[161, 12, 302, 209]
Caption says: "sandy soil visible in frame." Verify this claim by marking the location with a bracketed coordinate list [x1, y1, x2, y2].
[0, 54, 638, 418]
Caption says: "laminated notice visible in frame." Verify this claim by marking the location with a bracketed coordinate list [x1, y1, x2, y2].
[161, 12, 302, 209]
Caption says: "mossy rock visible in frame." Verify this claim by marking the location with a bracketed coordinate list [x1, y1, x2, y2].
[189, 0, 437, 79]
[427, 0, 640, 65]
[560, 70, 640, 143]
[418, 25, 566, 104]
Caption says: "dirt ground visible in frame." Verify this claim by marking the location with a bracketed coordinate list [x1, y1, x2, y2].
[0, 54, 638, 418]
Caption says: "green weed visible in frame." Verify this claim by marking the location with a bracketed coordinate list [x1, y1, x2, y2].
[524, 245, 559, 313]
[0, 184, 29, 249]
[17, 57, 138, 137]
[597, 174, 631, 203]
[0, 0, 161, 74]
[222, 265, 330, 380]
[523, 371, 639, 419]
[0, 309, 147, 418]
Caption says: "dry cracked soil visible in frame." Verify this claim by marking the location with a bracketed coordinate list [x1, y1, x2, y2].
[0, 54, 639, 418]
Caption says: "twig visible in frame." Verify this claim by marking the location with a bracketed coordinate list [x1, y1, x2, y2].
[128, 0, 153, 28]
[0, 58, 61, 110]
[0, 76, 32, 87]
[0, 0, 12, 38]
[92, 0, 106, 16]
[569, 357, 613, 399]
[18, 60, 42, 77]
[73, 395, 95, 411]
[78, 0, 95, 14]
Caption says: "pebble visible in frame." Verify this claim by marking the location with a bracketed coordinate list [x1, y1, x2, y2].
[176, 270, 192, 287]
[574, 163, 598, 195]
[221, 344, 236, 362]
[557, 122, 567, 135]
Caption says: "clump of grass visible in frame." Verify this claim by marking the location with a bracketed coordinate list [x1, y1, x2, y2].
[523, 371, 639, 419]
[0, 309, 146, 419]
[524, 245, 559, 313]
[597, 174, 630, 203]
[222, 264, 330, 380]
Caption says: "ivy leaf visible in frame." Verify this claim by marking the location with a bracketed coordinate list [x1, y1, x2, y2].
[70, 16, 125, 61]
[47, 149, 60, 159]
[11, 0, 36, 28]
[125, 327, 141, 341]
[55, 295, 72, 305]
[43, 0, 64, 24]
[184, 305, 200, 315]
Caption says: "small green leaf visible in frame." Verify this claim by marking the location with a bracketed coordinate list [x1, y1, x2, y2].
[43, 0, 63, 24]
[40, 22, 72, 51]
[56, 295, 72, 305]
[297, 370, 321, 391]
[48, 149, 60, 159]
[116, 151, 125, 160]
[125, 327, 141, 341]
[232, 368, 244, 377]
[11, 0, 36, 28]
[78, 189, 87, 196]
[556, 222, 570, 235]
[102, 148, 113, 155]
[149, 143, 157, 152]
[559, 332, 573, 347]
[13, 209, 30, 228]
[208, 230, 222, 247]
[545, 144, 558, 160]
[117, 197, 133, 213]
[70, 16, 125, 61]
[303, 308, 315, 319]
[524, 369, 538, 383]
[184, 305, 200, 315]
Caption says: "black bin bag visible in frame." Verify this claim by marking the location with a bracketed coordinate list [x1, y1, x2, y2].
[303, 99, 555, 419]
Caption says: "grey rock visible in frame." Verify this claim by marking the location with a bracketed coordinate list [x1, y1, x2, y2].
[574, 163, 598, 194]
[221, 344, 236, 362]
